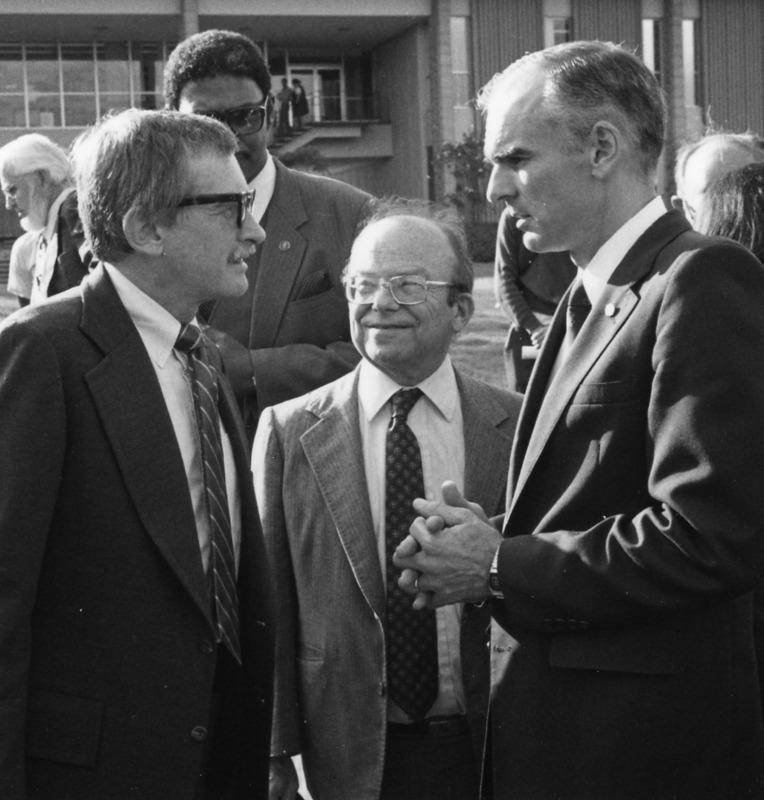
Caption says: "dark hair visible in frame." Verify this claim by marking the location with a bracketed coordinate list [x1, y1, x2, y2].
[478, 40, 666, 174]
[71, 109, 236, 263]
[350, 196, 474, 297]
[695, 162, 764, 264]
[164, 29, 271, 109]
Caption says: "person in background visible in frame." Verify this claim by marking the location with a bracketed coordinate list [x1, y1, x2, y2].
[164, 29, 371, 440]
[276, 77, 293, 137]
[671, 130, 764, 227]
[5, 230, 38, 307]
[695, 161, 764, 263]
[254, 200, 521, 800]
[0, 133, 90, 305]
[291, 78, 309, 131]
[494, 206, 575, 392]
[0, 109, 274, 799]
[395, 40, 764, 800]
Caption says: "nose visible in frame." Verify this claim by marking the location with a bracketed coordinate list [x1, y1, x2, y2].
[486, 164, 515, 206]
[241, 211, 266, 245]
[370, 280, 400, 311]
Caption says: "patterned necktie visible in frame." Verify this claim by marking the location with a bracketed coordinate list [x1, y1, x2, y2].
[384, 388, 438, 720]
[563, 277, 591, 354]
[175, 322, 242, 665]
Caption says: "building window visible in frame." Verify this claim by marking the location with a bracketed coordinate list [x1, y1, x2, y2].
[641, 18, 663, 83]
[450, 15, 473, 140]
[682, 18, 701, 107]
[0, 41, 174, 129]
[543, 0, 572, 47]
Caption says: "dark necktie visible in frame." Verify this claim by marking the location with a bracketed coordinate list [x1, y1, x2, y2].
[563, 277, 591, 353]
[384, 388, 438, 720]
[175, 322, 242, 665]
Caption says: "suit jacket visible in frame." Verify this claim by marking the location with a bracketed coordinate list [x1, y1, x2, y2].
[0, 265, 274, 799]
[253, 366, 521, 800]
[490, 210, 764, 800]
[206, 159, 371, 424]
[46, 190, 91, 297]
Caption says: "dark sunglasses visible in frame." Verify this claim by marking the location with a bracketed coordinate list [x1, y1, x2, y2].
[176, 191, 256, 228]
[198, 104, 268, 134]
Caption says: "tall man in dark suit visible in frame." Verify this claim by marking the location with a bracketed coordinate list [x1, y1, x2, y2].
[253, 201, 521, 800]
[0, 109, 274, 799]
[164, 30, 371, 437]
[395, 41, 764, 800]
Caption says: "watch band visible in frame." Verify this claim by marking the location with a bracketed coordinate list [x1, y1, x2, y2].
[489, 545, 504, 599]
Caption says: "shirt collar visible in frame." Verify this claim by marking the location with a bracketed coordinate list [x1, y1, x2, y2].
[358, 356, 458, 423]
[248, 153, 276, 223]
[582, 196, 667, 302]
[103, 262, 185, 368]
[42, 186, 75, 242]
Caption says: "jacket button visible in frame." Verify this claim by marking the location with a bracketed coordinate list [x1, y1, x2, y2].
[190, 725, 208, 742]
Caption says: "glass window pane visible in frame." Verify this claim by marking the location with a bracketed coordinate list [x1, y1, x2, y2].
[137, 92, 161, 110]
[26, 44, 60, 94]
[0, 45, 23, 93]
[134, 43, 164, 95]
[97, 42, 130, 95]
[61, 44, 94, 92]
[0, 96, 25, 127]
[63, 94, 97, 127]
[98, 93, 132, 117]
[28, 94, 61, 127]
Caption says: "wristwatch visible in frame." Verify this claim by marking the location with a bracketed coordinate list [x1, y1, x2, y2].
[489, 546, 504, 599]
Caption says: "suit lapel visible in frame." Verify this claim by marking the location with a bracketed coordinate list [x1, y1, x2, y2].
[299, 370, 386, 620]
[251, 163, 308, 348]
[508, 210, 691, 517]
[81, 268, 213, 628]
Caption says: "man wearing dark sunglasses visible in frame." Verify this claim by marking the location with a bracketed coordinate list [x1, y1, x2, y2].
[165, 29, 372, 442]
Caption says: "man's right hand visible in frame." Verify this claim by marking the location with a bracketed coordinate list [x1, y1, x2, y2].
[269, 755, 299, 800]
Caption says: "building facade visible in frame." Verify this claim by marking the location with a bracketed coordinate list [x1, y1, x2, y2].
[0, 0, 761, 239]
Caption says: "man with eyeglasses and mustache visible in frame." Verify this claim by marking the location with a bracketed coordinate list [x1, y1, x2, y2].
[0, 109, 274, 799]
[252, 199, 521, 800]
[164, 29, 372, 442]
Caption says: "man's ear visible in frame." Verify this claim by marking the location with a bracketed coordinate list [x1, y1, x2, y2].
[122, 206, 164, 256]
[451, 291, 475, 333]
[588, 121, 619, 176]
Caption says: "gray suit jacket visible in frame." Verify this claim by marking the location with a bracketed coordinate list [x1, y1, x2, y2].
[253, 365, 520, 800]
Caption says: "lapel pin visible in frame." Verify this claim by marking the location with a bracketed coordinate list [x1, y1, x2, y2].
[604, 302, 617, 318]
[279, 240, 291, 251]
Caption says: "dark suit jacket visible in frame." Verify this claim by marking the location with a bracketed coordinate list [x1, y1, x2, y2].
[253, 366, 521, 800]
[206, 159, 371, 425]
[46, 190, 91, 297]
[0, 266, 274, 799]
[488, 210, 764, 799]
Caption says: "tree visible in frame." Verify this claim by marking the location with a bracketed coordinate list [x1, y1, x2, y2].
[435, 129, 489, 224]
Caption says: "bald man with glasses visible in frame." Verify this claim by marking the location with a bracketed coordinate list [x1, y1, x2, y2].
[164, 29, 372, 442]
[253, 199, 521, 800]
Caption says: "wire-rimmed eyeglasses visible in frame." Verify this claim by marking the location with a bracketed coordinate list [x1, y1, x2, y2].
[198, 104, 269, 135]
[344, 274, 455, 305]
[176, 191, 256, 229]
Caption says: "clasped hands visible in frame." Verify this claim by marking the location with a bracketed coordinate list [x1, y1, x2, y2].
[392, 480, 502, 609]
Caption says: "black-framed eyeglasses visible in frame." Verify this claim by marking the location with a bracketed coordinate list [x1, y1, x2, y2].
[343, 274, 455, 305]
[198, 104, 269, 134]
[177, 191, 256, 228]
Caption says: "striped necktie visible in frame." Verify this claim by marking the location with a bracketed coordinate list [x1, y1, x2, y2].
[175, 322, 241, 665]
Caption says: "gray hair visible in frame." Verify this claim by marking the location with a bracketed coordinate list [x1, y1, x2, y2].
[71, 108, 236, 263]
[0, 133, 72, 184]
[478, 40, 666, 174]
[674, 131, 764, 196]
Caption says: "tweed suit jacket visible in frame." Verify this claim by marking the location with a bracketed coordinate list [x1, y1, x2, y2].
[206, 159, 371, 423]
[488, 210, 764, 800]
[0, 265, 274, 799]
[253, 365, 521, 800]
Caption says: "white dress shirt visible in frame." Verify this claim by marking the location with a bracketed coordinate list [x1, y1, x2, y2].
[358, 356, 466, 722]
[103, 263, 241, 573]
[248, 153, 277, 223]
